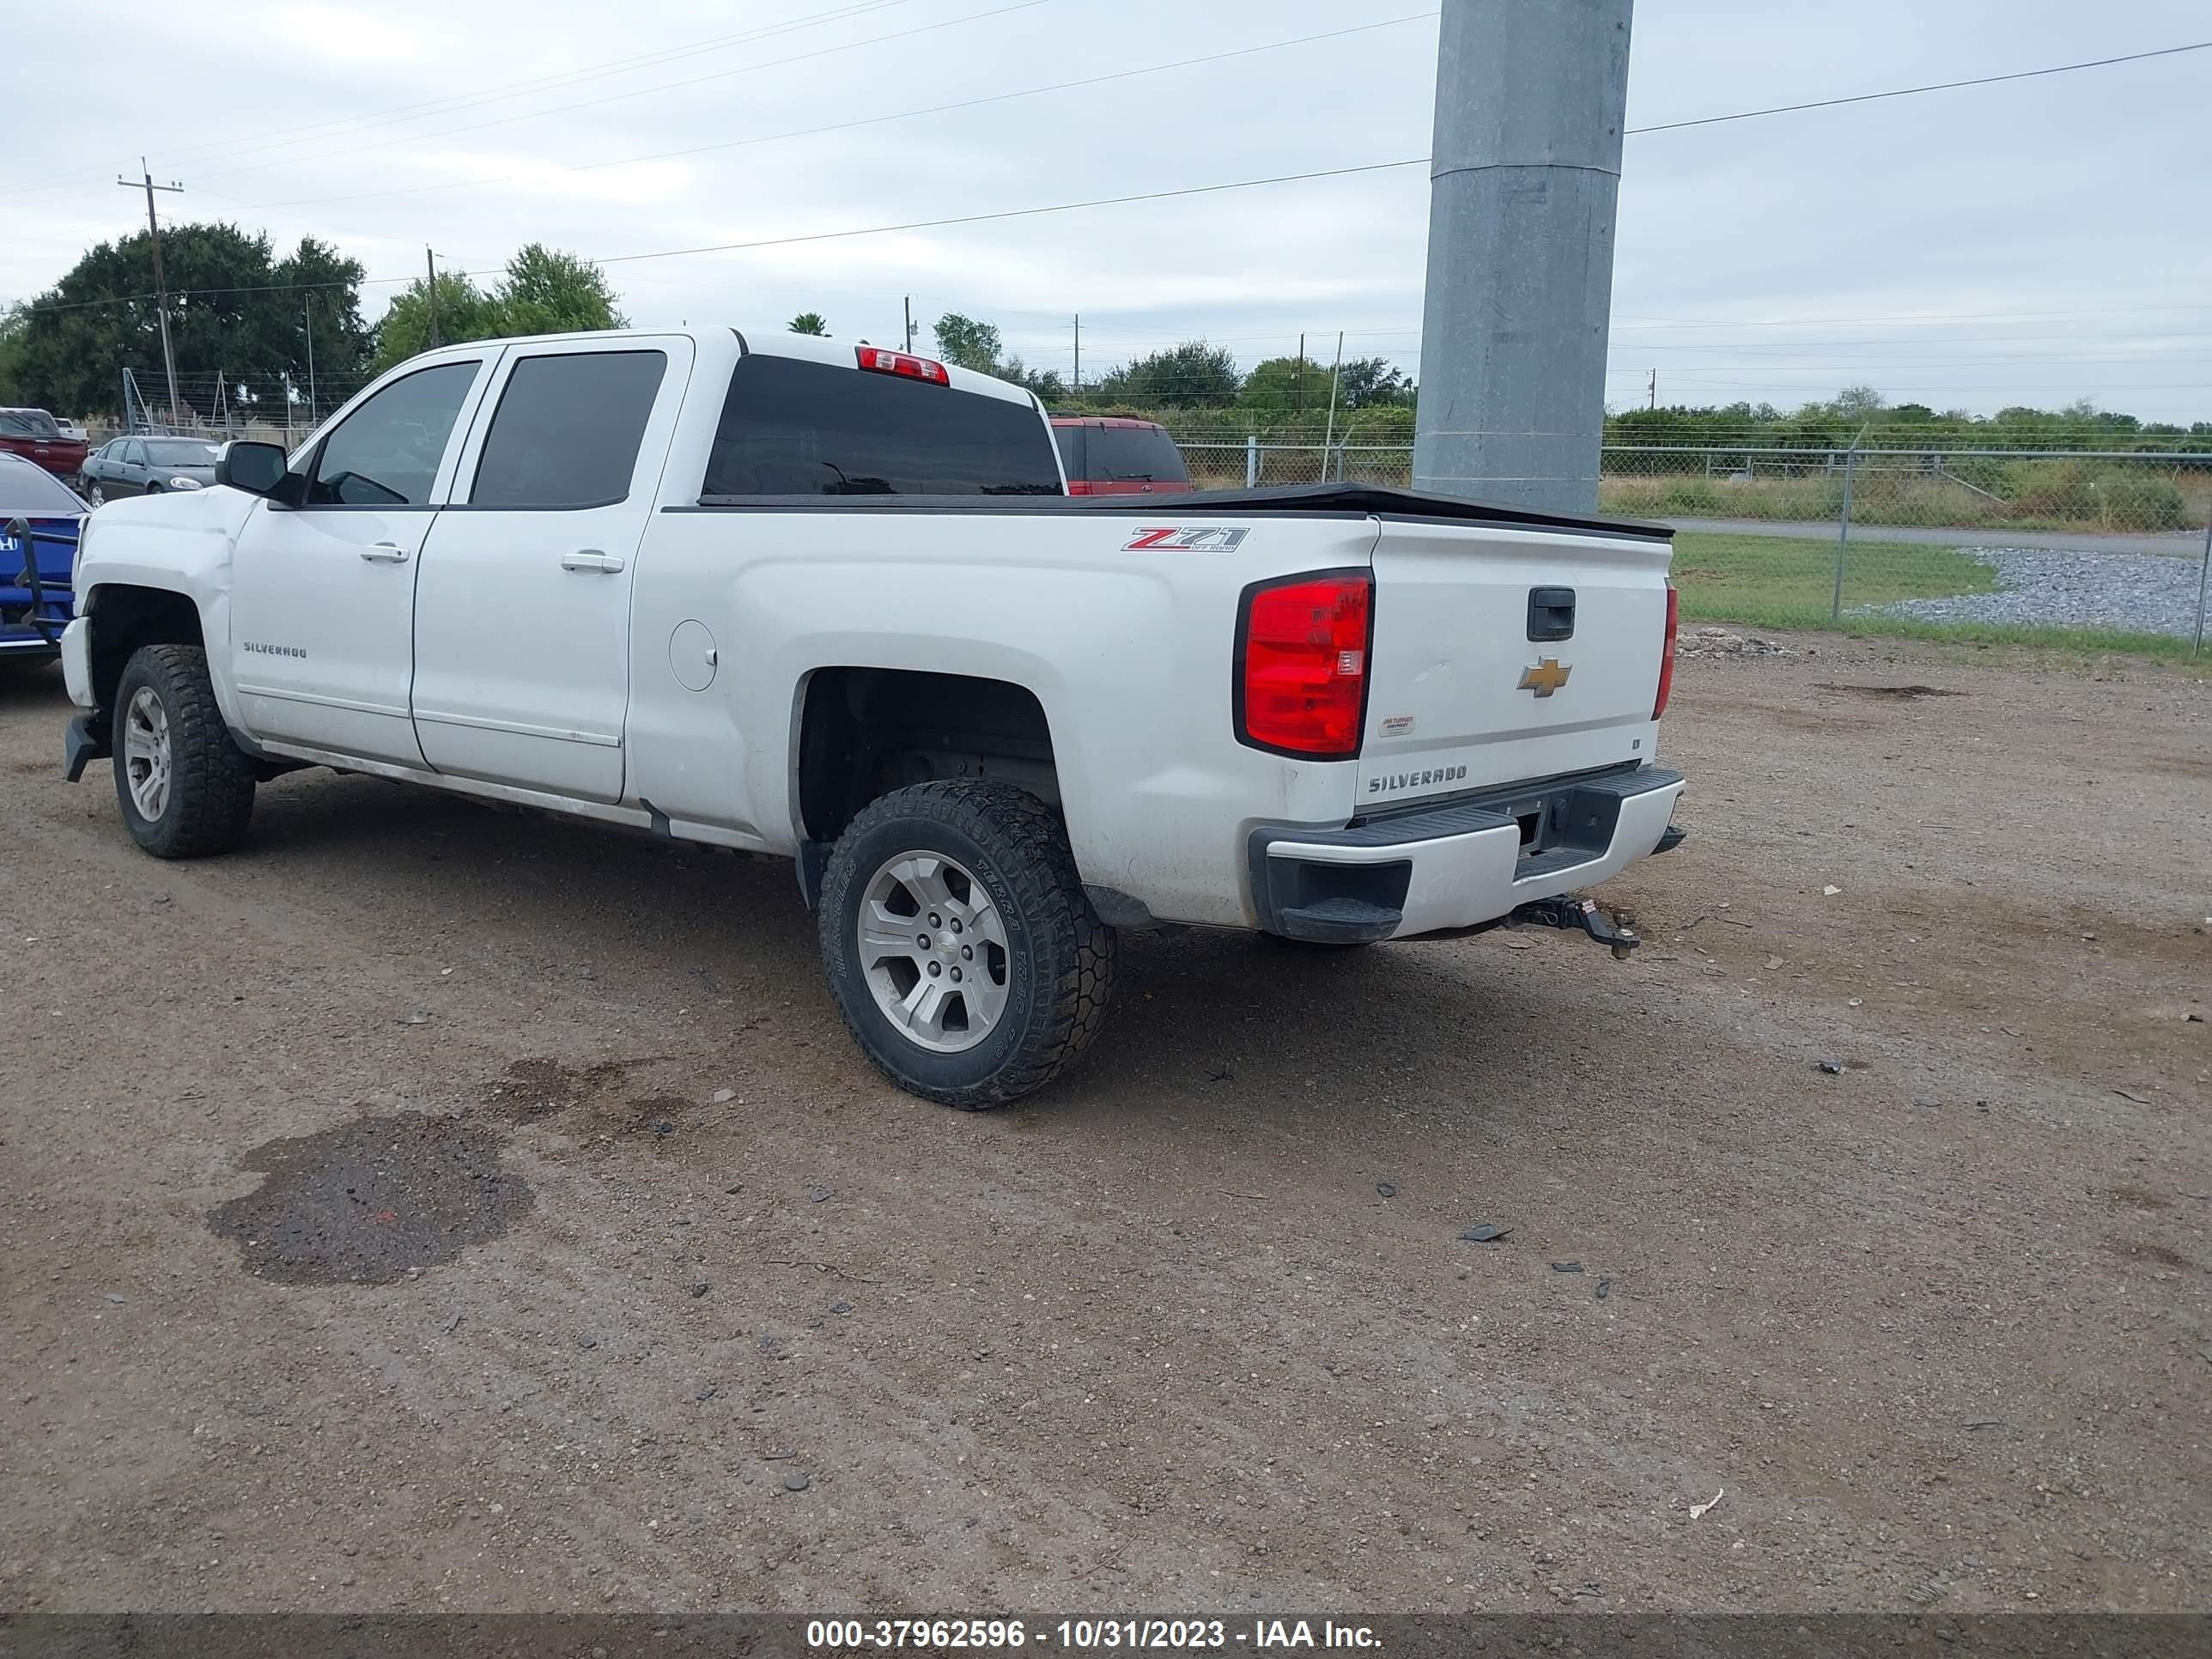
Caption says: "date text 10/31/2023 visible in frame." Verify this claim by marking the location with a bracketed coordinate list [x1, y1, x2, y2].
[805, 1620, 1382, 1650]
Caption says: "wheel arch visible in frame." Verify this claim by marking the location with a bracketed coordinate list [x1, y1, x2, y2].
[791, 666, 1062, 907]
[81, 581, 208, 724]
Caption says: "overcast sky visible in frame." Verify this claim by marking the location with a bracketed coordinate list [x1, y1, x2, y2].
[5, 0, 2209, 419]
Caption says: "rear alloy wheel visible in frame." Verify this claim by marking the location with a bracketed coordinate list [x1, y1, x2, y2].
[86, 480, 105, 505]
[819, 781, 1115, 1109]
[112, 643, 256, 858]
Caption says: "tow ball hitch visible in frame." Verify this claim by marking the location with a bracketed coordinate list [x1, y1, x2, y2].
[1510, 895, 1640, 960]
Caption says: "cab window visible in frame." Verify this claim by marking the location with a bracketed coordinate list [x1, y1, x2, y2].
[307, 362, 478, 507]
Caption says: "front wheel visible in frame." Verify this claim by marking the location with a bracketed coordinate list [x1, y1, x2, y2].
[818, 781, 1116, 1109]
[112, 643, 256, 858]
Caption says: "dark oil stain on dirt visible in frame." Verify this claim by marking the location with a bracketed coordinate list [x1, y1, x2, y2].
[2111, 1185, 2174, 1212]
[1814, 683, 1965, 702]
[208, 1113, 532, 1285]
[2109, 1238, 2195, 1272]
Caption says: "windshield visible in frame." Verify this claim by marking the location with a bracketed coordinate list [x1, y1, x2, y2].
[145, 439, 220, 466]
[0, 458, 88, 514]
[0, 410, 63, 440]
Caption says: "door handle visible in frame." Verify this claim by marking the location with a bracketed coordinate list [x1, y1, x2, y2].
[561, 550, 626, 574]
[360, 541, 410, 563]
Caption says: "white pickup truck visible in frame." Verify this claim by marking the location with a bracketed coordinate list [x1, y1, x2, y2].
[58, 327, 1686, 1106]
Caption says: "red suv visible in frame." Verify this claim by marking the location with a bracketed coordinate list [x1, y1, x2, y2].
[0, 408, 90, 483]
[1049, 416, 1193, 495]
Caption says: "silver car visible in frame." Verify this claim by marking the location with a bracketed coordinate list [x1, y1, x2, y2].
[79, 435, 221, 504]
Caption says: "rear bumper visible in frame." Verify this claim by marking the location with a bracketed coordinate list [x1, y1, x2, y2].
[1251, 764, 1686, 943]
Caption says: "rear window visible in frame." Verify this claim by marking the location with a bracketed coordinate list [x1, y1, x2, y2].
[702, 355, 1062, 497]
[0, 410, 63, 440]
[1086, 424, 1189, 484]
[144, 439, 219, 466]
[0, 457, 85, 514]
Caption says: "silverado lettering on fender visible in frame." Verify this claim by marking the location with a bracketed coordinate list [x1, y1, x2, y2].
[58, 327, 1686, 1107]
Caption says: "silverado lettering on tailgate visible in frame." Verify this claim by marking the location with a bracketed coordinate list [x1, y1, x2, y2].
[1369, 764, 1468, 795]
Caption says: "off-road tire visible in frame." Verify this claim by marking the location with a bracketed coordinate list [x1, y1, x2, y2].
[819, 781, 1116, 1109]
[112, 643, 256, 858]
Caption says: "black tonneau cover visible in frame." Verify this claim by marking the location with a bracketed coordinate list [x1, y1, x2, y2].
[686, 483, 1672, 542]
[1103, 483, 1672, 543]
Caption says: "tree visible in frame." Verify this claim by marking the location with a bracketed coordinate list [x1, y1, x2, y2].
[933, 313, 1003, 374]
[371, 244, 627, 369]
[787, 312, 828, 337]
[371, 269, 501, 370]
[496, 243, 627, 338]
[1829, 384, 1887, 419]
[1093, 342, 1239, 408]
[1237, 355, 1328, 414]
[1332, 356, 1411, 410]
[996, 355, 1066, 404]
[0, 301, 30, 405]
[8, 223, 371, 416]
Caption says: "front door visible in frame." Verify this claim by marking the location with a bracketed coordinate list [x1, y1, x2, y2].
[410, 338, 689, 803]
[227, 356, 493, 765]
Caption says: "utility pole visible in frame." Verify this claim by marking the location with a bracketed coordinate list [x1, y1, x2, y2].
[1321, 330, 1346, 471]
[303, 296, 318, 427]
[1294, 331, 1305, 420]
[1073, 314, 1080, 395]
[425, 247, 442, 349]
[902, 296, 915, 354]
[1412, 0, 1634, 513]
[118, 159, 184, 428]
[1648, 368, 1657, 410]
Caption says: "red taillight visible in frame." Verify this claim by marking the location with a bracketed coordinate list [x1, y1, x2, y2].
[1065, 478, 1094, 495]
[1653, 584, 1680, 720]
[1236, 570, 1372, 759]
[855, 345, 951, 386]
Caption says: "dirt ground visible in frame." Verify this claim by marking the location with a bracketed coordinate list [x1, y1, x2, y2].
[2, 635, 2207, 1615]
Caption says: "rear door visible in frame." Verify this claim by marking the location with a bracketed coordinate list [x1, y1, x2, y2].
[410, 337, 690, 803]
[1359, 520, 1674, 805]
[118, 441, 149, 495]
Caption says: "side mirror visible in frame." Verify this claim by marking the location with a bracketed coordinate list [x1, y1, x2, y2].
[215, 440, 290, 497]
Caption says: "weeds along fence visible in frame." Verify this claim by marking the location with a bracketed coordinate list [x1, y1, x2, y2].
[1172, 436, 2212, 653]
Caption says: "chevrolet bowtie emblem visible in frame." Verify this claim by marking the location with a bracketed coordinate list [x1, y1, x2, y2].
[1518, 658, 1572, 697]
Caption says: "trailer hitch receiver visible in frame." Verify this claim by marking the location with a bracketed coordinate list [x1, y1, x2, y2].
[1510, 895, 1640, 960]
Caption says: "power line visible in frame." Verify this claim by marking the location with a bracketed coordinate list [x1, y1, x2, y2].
[1625, 39, 2212, 137]
[0, 0, 921, 199]
[491, 38, 2212, 275]
[181, 0, 1057, 188]
[255, 11, 1439, 211]
[591, 158, 1432, 267]
[14, 35, 2209, 333]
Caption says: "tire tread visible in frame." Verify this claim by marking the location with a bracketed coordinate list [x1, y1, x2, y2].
[114, 643, 255, 859]
[820, 781, 1115, 1109]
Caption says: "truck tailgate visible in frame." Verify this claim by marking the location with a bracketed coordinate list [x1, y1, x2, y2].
[1358, 519, 1673, 808]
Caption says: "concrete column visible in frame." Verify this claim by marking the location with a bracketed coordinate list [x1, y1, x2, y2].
[1412, 0, 1633, 513]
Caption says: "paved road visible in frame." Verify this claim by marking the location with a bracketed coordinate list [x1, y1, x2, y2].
[1668, 516, 2207, 558]
[3, 645, 2209, 1613]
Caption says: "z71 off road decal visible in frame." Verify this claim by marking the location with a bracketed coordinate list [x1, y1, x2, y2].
[1123, 526, 1250, 553]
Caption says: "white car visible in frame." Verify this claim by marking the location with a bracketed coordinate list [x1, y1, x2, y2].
[58, 327, 1686, 1106]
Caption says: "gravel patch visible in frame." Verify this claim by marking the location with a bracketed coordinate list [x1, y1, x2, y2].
[1863, 546, 2209, 636]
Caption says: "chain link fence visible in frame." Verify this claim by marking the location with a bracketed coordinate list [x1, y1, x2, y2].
[68, 373, 2212, 653]
[1172, 434, 2212, 653]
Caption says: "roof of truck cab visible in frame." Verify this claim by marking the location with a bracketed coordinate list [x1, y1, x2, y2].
[399, 327, 1042, 408]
